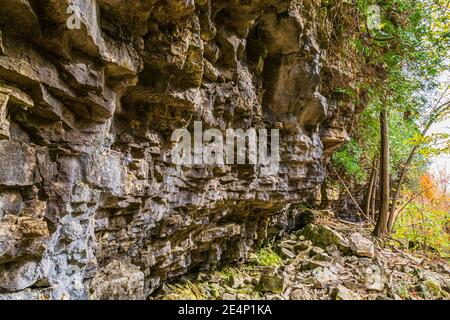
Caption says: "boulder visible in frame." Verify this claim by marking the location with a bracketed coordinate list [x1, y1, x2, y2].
[419, 271, 450, 293]
[257, 274, 285, 294]
[305, 267, 338, 288]
[416, 279, 449, 300]
[301, 224, 345, 249]
[280, 247, 296, 259]
[364, 264, 385, 292]
[290, 285, 315, 300]
[332, 284, 361, 300]
[0, 259, 42, 291]
[349, 233, 375, 258]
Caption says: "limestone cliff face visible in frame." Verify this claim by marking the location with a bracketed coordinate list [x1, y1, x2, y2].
[0, 0, 363, 299]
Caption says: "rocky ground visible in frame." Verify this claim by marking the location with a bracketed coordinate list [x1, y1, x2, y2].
[151, 211, 450, 300]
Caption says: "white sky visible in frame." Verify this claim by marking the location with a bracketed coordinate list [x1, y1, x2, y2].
[425, 68, 449, 182]
[428, 117, 450, 180]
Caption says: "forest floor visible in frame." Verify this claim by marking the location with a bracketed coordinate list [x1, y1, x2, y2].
[151, 211, 450, 300]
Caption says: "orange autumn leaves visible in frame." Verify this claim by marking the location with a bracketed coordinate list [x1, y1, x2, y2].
[418, 172, 449, 207]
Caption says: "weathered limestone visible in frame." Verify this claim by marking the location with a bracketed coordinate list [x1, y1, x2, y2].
[88, 260, 145, 300]
[0, 91, 9, 140]
[349, 232, 375, 258]
[300, 224, 345, 249]
[0, 0, 364, 299]
[0, 142, 38, 187]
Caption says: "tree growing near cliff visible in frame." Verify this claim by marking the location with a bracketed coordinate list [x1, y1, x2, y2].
[334, 0, 450, 237]
[375, 94, 391, 236]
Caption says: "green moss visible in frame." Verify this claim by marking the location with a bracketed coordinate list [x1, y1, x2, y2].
[300, 224, 343, 248]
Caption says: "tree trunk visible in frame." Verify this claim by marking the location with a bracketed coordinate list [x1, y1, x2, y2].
[370, 174, 378, 220]
[374, 102, 390, 237]
[387, 122, 433, 233]
[365, 155, 378, 218]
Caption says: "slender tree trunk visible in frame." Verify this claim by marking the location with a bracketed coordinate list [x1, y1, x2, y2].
[370, 174, 378, 220]
[388, 96, 449, 232]
[387, 122, 432, 233]
[374, 101, 390, 237]
[392, 186, 433, 229]
[365, 155, 378, 218]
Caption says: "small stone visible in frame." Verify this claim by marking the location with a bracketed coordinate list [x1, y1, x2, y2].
[210, 272, 222, 283]
[364, 265, 385, 292]
[265, 294, 283, 300]
[419, 271, 450, 292]
[236, 293, 250, 300]
[389, 283, 411, 300]
[312, 252, 332, 262]
[305, 267, 338, 288]
[326, 244, 340, 256]
[295, 240, 312, 251]
[290, 285, 315, 300]
[358, 258, 373, 266]
[228, 273, 243, 289]
[332, 284, 361, 300]
[376, 295, 394, 300]
[282, 264, 296, 274]
[301, 259, 331, 271]
[280, 247, 296, 259]
[417, 277, 449, 299]
[222, 293, 236, 300]
[349, 233, 375, 258]
[282, 240, 298, 246]
[203, 59, 220, 82]
[18, 217, 49, 238]
[310, 246, 325, 257]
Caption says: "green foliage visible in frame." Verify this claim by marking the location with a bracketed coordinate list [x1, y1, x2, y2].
[419, 133, 450, 158]
[388, 110, 425, 178]
[252, 247, 283, 267]
[335, 0, 449, 192]
[393, 203, 450, 259]
[334, 87, 357, 98]
[163, 280, 208, 300]
[218, 267, 241, 282]
[332, 139, 366, 183]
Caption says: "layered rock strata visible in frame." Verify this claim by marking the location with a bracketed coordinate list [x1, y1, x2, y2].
[0, 0, 363, 299]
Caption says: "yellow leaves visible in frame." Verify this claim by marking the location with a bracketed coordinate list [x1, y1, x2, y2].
[419, 174, 437, 202]
[130, 120, 141, 129]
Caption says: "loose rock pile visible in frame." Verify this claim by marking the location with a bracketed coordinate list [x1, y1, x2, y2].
[153, 216, 450, 300]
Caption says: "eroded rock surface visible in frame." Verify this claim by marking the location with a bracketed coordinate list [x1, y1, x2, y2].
[0, 0, 364, 299]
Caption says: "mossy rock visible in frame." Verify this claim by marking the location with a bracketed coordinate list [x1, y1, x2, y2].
[417, 280, 449, 299]
[298, 209, 322, 227]
[300, 224, 344, 249]
[257, 275, 284, 294]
